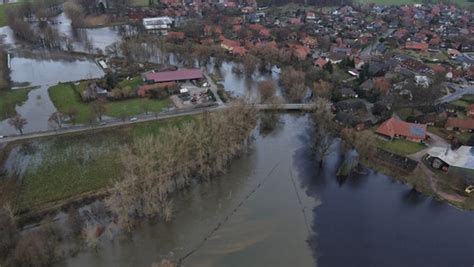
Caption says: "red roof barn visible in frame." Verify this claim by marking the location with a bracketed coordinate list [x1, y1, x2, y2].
[144, 69, 203, 83]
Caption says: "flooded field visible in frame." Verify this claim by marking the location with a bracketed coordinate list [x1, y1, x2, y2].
[0, 55, 104, 135]
[9, 55, 104, 87]
[56, 115, 474, 267]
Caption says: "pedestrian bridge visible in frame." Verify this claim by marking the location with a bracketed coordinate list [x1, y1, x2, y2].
[254, 103, 316, 111]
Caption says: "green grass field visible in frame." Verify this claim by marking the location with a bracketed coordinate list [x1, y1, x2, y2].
[9, 115, 194, 211]
[376, 138, 426, 156]
[0, 88, 30, 120]
[0, 2, 21, 27]
[48, 84, 171, 123]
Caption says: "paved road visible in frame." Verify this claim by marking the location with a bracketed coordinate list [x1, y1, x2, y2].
[0, 104, 226, 144]
[437, 83, 474, 104]
[408, 132, 449, 162]
[204, 73, 224, 105]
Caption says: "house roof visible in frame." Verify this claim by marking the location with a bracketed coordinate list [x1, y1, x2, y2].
[445, 117, 474, 130]
[427, 146, 474, 170]
[144, 69, 203, 83]
[376, 117, 427, 139]
[314, 57, 329, 68]
[467, 104, 474, 115]
[405, 42, 429, 51]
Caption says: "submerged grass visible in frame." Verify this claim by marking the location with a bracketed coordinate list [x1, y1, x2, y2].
[0, 88, 31, 120]
[4, 115, 195, 212]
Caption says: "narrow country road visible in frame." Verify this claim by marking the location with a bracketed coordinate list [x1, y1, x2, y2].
[0, 105, 225, 144]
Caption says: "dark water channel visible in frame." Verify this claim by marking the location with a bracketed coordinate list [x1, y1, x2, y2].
[61, 114, 474, 267]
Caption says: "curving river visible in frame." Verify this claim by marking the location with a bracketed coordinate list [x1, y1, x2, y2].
[60, 114, 474, 267]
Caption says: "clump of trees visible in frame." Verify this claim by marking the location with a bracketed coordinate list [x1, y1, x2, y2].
[106, 102, 257, 230]
[280, 67, 307, 103]
[8, 115, 28, 134]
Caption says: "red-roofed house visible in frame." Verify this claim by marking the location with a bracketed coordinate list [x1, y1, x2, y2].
[405, 42, 429, 52]
[468, 104, 474, 117]
[314, 57, 329, 68]
[376, 117, 427, 142]
[291, 45, 310, 60]
[373, 77, 391, 95]
[445, 117, 474, 132]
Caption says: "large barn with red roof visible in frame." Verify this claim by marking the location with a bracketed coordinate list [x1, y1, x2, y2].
[375, 117, 427, 143]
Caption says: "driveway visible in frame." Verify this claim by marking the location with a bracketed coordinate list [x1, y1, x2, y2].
[408, 131, 449, 161]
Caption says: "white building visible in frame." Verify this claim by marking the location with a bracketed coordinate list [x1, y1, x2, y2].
[426, 146, 474, 171]
[143, 17, 174, 31]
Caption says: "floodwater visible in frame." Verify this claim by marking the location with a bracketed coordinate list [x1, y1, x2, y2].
[0, 56, 104, 135]
[62, 115, 474, 267]
[206, 61, 282, 101]
[50, 13, 122, 52]
[9, 55, 104, 87]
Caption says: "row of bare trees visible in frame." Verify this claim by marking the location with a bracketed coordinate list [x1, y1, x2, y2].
[106, 102, 257, 231]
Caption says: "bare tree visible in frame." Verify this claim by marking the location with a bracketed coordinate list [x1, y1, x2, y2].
[258, 81, 276, 103]
[48, 112, 67, 129]
[106, 102, 257, 231]
[311, 97, 336, 165]
[281, 67, 307, 103]
[91, 99, 107, 122]
[8, 115, 27, 134]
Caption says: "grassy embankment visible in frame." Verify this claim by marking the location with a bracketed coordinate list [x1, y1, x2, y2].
[48, 82, 171, 123]
[2, 115, 194, 212]
[375, 138, 426, 156]
[0, 88, 31, 120]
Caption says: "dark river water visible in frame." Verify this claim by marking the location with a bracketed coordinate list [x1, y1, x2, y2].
[61, 114, 474, 267]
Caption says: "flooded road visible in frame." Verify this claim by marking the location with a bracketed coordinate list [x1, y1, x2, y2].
[62, 115, 474, 267]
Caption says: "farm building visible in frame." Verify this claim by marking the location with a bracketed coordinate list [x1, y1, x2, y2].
[143, 69, 203, 84]
[375, 117, 427, 142]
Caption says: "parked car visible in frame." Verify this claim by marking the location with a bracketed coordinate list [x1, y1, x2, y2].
[465, 185, 474, 194]
[130, 117, 138, 121]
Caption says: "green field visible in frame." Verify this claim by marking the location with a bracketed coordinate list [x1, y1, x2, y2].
[48, 84, 171, 123]
[6, 115, 194, 211]
[0, 88, 30, 120]
[0, 2, 21, 27]
[376, 138, 426, 156]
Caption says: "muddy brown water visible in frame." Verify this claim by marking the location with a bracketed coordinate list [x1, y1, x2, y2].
[59, 115, 474, 267]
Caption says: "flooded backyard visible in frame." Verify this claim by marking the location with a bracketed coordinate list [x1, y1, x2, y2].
[0, 55, 104, 135]
[58, 115, 474, 267]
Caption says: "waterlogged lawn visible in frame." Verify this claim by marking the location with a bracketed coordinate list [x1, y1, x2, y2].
[376, 138, 426, 156]
[9, 115, 194, 211]
[48, 84, 171, 123]
[0, 88, 31, 120]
